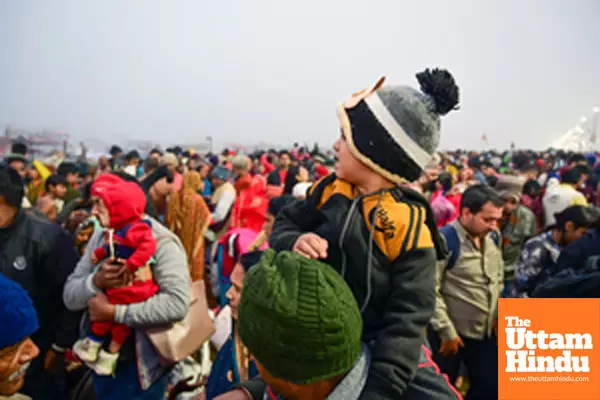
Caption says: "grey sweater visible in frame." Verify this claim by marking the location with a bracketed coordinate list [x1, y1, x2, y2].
[63, 216, 191, 389]
[63, 215, 190, 326]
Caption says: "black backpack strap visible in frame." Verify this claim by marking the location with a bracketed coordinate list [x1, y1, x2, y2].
[490, 230, 502, 248]
[439, 225, 460, 269]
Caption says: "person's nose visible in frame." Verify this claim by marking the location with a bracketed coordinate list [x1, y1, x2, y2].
[19, 339, 40, 363]
[333, 139, 340, 151]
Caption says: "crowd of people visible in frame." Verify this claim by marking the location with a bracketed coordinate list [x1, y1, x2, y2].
[1, 67, 600, 400]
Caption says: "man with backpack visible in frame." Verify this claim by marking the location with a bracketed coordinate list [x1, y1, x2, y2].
[510, 205, 597, 298]
[429, 184, 504, 400]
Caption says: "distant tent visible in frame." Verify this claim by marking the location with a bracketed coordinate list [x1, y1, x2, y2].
[550, 126, 590, 152]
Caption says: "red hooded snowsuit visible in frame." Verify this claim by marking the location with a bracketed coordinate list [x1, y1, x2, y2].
[90, 176, 158, 345]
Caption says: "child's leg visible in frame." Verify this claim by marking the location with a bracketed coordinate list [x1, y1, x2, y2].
[91, 321, 113, 340]
[74, 321, 111, 363]
[108, 323, 132, 354]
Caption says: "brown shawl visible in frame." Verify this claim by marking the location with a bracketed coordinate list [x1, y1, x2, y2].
[166, 171, 212, 281]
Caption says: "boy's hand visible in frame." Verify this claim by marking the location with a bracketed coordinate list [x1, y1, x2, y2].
[439, 336, 464, 357]
[91, 253, 99, 265]
[293, 233, 328, 259]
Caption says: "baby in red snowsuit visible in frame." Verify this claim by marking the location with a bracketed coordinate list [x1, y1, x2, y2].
[74, 175, 158, 376]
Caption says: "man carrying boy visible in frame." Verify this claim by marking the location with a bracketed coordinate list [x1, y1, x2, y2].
[270, 69, 461, 399]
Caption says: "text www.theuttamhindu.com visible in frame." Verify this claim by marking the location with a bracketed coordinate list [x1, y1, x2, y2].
[508, 376, 590, 383]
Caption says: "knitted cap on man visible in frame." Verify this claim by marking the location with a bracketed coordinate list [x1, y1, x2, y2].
[337, 68, 460, 183]
[238, 250, 362, 385]
[0, 274, 39, 349]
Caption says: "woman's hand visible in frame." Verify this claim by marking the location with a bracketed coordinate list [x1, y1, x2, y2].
[88, 292, 116, 322]
[93, 259, 129, 289]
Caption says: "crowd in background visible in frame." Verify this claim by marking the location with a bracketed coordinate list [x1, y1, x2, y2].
[2, 68, 600, 400]
[3, 135, 600, 400]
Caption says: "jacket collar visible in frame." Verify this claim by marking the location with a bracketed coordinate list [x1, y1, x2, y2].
[451, 218, 494, 249]
[327, 344, 370, 400]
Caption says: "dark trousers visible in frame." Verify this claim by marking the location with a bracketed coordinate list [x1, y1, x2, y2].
[428, 328, 498, 400]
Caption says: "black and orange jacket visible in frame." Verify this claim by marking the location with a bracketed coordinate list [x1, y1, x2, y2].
[271, 174, 447, 399]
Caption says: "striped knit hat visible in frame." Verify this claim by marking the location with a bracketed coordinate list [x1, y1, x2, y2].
[337, 68, 460, 183]
[238, 250, 362, 384]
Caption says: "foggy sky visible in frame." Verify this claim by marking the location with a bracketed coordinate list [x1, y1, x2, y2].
[1, 0, 599, 151]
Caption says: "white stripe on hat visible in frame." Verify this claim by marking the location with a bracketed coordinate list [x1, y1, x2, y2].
[364, 92, 432, 170]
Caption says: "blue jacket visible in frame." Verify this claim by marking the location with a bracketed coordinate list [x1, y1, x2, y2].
[555, 229, 600, 274]
[206, 322, 259, 399]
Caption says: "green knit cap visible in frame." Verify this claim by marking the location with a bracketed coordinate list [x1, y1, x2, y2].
[238, 250, 363, 385]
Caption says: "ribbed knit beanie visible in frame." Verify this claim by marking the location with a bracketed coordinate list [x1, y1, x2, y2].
[0, 273, 39, 349]
[238, 250, 362, 385]
[337, 68, 460, 183]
